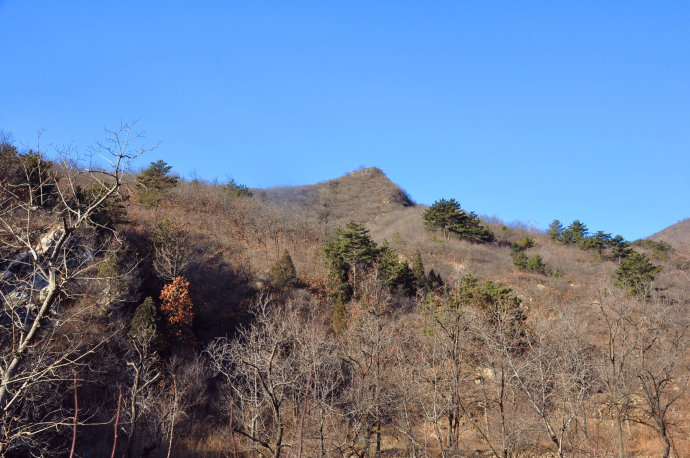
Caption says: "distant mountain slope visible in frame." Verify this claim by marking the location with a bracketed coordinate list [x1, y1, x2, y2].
[649, 218, 690, 252]
[259, 167, 414, 224]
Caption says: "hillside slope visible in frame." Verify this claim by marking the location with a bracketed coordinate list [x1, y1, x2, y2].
[649, 218, 690, 252]
[259, 167, 414, 225]
[3, 125, 688, 457]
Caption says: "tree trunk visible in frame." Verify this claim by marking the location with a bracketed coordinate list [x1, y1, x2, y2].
[658, 423, 671, 458]
[0, 274, 59, 410]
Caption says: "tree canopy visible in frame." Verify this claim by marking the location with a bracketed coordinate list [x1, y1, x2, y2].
[270, 250, 297, 288]
[562, 220, 588, 245]
[323, 221, 381, 302]
[423, 198, 494, 243]
[322, 221, 418, 302]
[135, 160, 178, 207]
[614, 251, 662, 298]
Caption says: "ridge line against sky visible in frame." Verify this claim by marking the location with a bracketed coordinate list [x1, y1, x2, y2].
[1, 1, 688, 241]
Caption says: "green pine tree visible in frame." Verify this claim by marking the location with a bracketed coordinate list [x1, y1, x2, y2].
[423, 198, 494, 243]
[411, 250, 427, 291]
[129, 297, 162, 344]
[526, 254, 546, 273]
[610, 235, 633, 262]
[451, 274, 525, 336]
[135, 160, 178, 207]
[547, 219, 565, 243]
[97, 252, 131, 308]
[513, 251, 529, 269]
[614, 251, 662, 298]
[270, 250, 297, 288]
[581, 230, 612, 257]
[516, 237, 536, 249]
[423, 198, 464, 239]
[562, 220, 588, 245]
[222, 178, 253, 198]
[379, 245, 416, 296]
[322, 221, 380, 301]
[450, 210, 496, 243]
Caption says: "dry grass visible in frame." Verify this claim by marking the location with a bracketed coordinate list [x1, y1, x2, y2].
[112, 170, 689, 458]
[649, 217, 690, 254]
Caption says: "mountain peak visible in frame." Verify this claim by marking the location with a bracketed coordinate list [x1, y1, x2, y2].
[260, 167, 413, 224]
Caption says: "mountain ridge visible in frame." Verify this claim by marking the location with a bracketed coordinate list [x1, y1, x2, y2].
[648, 218, 690, 252]
[258, 167, 686, 246]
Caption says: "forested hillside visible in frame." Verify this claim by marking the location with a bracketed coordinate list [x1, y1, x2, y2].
[1, 128, 688, 457]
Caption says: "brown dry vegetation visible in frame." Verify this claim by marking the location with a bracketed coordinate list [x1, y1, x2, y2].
[1, 148, 688, 458]
[125, 168, 688, 457]
[650, 218, 690, 254]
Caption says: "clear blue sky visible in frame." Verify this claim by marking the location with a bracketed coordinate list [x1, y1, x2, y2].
[1, 1, 688, 240]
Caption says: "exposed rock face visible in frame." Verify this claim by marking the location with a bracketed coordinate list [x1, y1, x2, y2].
[1, 226, 91, 325]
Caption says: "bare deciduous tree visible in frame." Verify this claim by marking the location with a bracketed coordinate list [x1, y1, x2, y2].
[151, 218, 192, 282]
[502, 310, 593, 458]
[123, 332, 161, 457]
[207, 294, 300, 458]
[417, 292, 476, 456]
[626, 296, 688, 458]
[338, 270, 401, 457]
[0, 122, 150, 454]
[290, 299, 345, 458]
[593, 288, 637, 457]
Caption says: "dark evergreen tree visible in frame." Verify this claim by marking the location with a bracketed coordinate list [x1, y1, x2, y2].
[411, 250, 427, 291]
[513, 251, 529, 269]
[423, 198, 494, 243]
[452, 274, 526, 336]
[222, 178, 253, 198]
[510, 242, 523, 258]
[516, 237, 535, 249]
[562, 220, 588, 245]
[614, 251, 662, 298]
[322, 221, 380, 301]
[610, 235, 633, 262]
[135, 160, 178, 207]
[379, 245, 416, 296]
[547, 219, 565, 243]
[510, 237, 546, 273]
[526, 254, 546, 273]
[451, 210, 496, 243]
[477, 280, 526, 336]
[581, 230, 613, 257]
[422, 198, 465, 239]
[270, 250, 297, 288]
[426, 269, 443, 290]
[129, 297, 162, 344]
[633, 239, 675, 262]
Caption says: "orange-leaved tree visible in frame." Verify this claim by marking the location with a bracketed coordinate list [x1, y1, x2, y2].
[160, 276, 194, 342]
